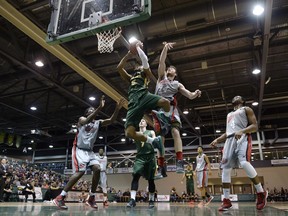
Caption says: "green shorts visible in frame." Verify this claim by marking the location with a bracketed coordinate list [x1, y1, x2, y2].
[133, 154, 156, 180]
[186, 180, 194, 195]
[125, 89, 161, 129]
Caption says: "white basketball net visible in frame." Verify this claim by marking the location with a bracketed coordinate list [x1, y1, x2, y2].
[96, 28, 122, 53]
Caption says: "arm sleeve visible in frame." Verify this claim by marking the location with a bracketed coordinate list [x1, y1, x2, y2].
[136, 46, 149, 69]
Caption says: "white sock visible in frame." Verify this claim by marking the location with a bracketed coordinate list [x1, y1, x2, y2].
[146, 136, 154, 144]
[223, 188, 230, 199]
[149, 193, 154, 201]
[131, 190, 136, 200]
[60, 191, 67, 196]
[254, 183, 264, 193]
[90, 192, 96, 197]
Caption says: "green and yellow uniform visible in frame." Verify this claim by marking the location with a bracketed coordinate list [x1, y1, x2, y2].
[133, 130, 156, 180]
[185, 169, 194, 195]
[125, 70, 162, 129]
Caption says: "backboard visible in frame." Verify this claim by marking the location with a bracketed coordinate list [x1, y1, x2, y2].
[46, 0, 151, 44]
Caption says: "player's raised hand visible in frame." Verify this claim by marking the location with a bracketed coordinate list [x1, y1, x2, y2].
[163, 42, 175, 50]
[99, 95, 105, 108]
[195, 89, 202, 98]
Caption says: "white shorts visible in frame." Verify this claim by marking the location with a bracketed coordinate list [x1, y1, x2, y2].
[221, 134, 252, 169]
[196, 170, 208, 188]
[72, 145, 100, 173]
[99, 171, 107, 193]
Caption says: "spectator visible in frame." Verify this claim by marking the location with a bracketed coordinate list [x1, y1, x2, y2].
[78, 191, 88, 203]
[22, 179, 36, 202]
[170, 187, 179, 202]
[3, 176, 12, 202]
[0, 157, 8, 202]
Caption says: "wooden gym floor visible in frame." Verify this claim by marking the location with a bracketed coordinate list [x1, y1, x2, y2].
[0, 201, 287, 216]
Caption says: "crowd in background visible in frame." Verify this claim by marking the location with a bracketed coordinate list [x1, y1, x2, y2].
[1, 156, 288, 203]
[267, 187, 288, 202]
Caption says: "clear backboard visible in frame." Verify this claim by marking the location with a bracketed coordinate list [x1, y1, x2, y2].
[46, 0, 151, 44]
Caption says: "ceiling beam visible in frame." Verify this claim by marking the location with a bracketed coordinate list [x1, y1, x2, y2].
[257, 0, 273, 124]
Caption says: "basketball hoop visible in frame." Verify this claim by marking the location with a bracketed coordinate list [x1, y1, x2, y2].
[96, 27, 122, 53]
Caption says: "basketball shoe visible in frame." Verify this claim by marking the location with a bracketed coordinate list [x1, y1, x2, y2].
[53, 195, 68, 210]
[85, 195, 98, 209]
[256, 190, 268, 210]
[148, 200, 155, 209]
[218, 198, 232, 211]
[127, 198, 136, 208]
[205, 196, 214, 205]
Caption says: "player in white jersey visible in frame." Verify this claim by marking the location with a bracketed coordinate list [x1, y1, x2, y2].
[210, 96, 267, 211]
[95, 148, 109, 207]
[153, 42, 201, 176]
[195, 146, 213, 206]
[53, 96, 125, 210]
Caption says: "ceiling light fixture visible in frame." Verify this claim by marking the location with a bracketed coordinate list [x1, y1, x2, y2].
[121, 138, 125, 142]
[99, 136, 103, 139]
[252, 68, 261, 74]
[49, 145, 53, 148]
[35, 60, 44, 67]
[252, 101, 259, 106]
[30, 106, 37, 111]
[216, 129, 221, 133]
[28, 147, 32, 150]
[89, 96, 96, 101]
[122, 118, 126, 122]
[195, 126, 200, 130]
[182, 133, 187, 136]
[183, 109, 189, 115]
[128, 37, 137, 44]
[253, 5, 264, 16]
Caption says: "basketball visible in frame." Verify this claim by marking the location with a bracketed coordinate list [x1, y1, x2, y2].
[129, 40, 143, 55]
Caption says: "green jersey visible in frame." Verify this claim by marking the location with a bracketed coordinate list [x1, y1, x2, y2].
[185, 170, 194, 182]
[135, 130, 154, 155]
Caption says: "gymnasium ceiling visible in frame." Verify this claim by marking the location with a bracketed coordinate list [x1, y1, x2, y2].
[0, 0, 288, 162]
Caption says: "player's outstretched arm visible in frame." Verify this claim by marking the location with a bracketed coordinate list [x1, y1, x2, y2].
[204, 155, 212, 175]
[178, 83, 201, 100]
[117, 52, 133, 82]
[135, 43, 156, 83]
[158, 42, 175, 81]
[78, 95, 105, 126]
[101, 98, 125, 127]
[210, 132, 227, 148]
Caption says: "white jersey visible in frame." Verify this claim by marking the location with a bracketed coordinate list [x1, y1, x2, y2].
[95, 154, 107, 171]
[221, 106, 252, 169]
[155, 75, 180, 102]
[155, 75, 182, 125]
[74, 120, 101, 150]
[226, 107, 248, 136]
[196, 153, 207, 172]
